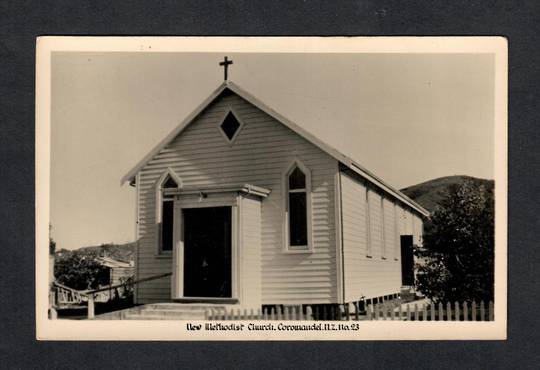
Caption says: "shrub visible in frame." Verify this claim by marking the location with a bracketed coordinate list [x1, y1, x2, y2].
[415, 180, 494, 303]
[54, 252, 109, 290]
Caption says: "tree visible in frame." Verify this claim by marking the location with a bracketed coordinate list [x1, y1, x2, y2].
[54, 252, 109, 290]
[49, 224, 56, 255]
[415, 180, 494, 303]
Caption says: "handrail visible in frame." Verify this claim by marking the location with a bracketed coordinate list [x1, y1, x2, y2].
[84, 272, 172, 295]
[53, 280, 82, 293]
[50, 272, 173, 319]
[85, 272, 172, 319]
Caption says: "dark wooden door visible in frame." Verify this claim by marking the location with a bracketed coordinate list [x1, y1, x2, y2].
[183, 207, 232, 298]
[400, 235, 415, 286]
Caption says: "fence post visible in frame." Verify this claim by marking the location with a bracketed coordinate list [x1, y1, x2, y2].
[277, 306, 283, 320]
[398, 303, 403, 321]
[414, 304, 419, 321]
[438, 303, 444, 321]
[422, 303, 427, 321]
[374, 304, 379, 320]
[489, 301, 494, 321]
[446, 302, 452, 321]
[87, 293, 95, 319]
[270, 307, 275, 320]
[50, 306, 58, 320]
[480, 301, 485, 321]
[49, 290, 58, 320]
[455, 302, 460, 321]
[367, 304, 372, 320]
[463, 302, 469, 321]
[354, 302, 359, 321]
[430, 304, 435, 321]
[306, 306, 313, 320]
[471, 301, 477, 321]
[406, 304, 410, 321]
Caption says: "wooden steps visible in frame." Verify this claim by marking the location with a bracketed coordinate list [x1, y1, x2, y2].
[94, 303, 233, 320]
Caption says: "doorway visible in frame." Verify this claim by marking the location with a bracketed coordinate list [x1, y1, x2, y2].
[183, 206, 232, 298]
[400, 235, 415, 286]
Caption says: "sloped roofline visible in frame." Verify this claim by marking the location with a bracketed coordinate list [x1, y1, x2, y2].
[121, 81, 429, 217]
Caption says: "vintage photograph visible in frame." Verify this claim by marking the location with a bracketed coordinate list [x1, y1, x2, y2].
[36, 37, 507, 340]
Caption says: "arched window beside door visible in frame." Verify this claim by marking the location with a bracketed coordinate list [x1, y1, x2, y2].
[283, 160, 312, 252]
[155, 168, 182, 255]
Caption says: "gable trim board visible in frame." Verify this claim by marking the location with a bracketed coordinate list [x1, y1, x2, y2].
[121, 81, 428, 218]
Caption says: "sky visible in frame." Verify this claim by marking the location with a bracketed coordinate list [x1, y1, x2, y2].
[50, 52, 495, 250]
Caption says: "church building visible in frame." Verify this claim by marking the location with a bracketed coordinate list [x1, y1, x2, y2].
[121, 58, 428, 311]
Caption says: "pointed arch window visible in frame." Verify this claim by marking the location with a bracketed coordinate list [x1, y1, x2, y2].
[284, 161, 312, 252]
[156, 169, 182, 255]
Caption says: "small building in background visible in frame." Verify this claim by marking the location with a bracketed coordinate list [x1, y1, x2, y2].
[95, 256, 135, 286]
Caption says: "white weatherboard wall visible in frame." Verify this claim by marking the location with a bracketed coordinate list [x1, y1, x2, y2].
[240, 195, 262, 308]
[399, 207, 414, 236]
[412, 214, 423, 247]
[135, 91, 338, 305]
[341, 173, 402, 302]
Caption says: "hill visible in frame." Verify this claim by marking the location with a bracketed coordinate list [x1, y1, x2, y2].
[56, 242, 136, 263]
[400, 175, 494, 213]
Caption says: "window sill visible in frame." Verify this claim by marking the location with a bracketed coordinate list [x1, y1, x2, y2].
[155, 253, 172, 259]
[282, 248, 313, 255]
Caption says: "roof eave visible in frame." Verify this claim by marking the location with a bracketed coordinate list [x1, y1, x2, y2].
[345, 162, 430, 217]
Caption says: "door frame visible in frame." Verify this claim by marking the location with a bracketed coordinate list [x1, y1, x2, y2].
[171, 193, 239, 301]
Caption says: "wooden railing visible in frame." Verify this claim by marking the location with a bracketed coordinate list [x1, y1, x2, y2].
[84, 272, 171, 319]
[50, 272, 172, 319]
[51, 281, 86, 307]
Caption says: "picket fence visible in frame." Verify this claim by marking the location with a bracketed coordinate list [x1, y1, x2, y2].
[206, 301, 494, 321]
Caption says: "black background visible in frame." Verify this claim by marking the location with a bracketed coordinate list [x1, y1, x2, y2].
[1, 1, 538, 368]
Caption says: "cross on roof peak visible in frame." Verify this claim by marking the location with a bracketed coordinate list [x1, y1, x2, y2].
[219, 56, 233, 81]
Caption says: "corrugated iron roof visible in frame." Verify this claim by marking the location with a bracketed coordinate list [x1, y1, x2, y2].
[96, 256, 134, 268]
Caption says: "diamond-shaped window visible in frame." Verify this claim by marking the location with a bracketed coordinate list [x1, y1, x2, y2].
[220, 111, 241, 141]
